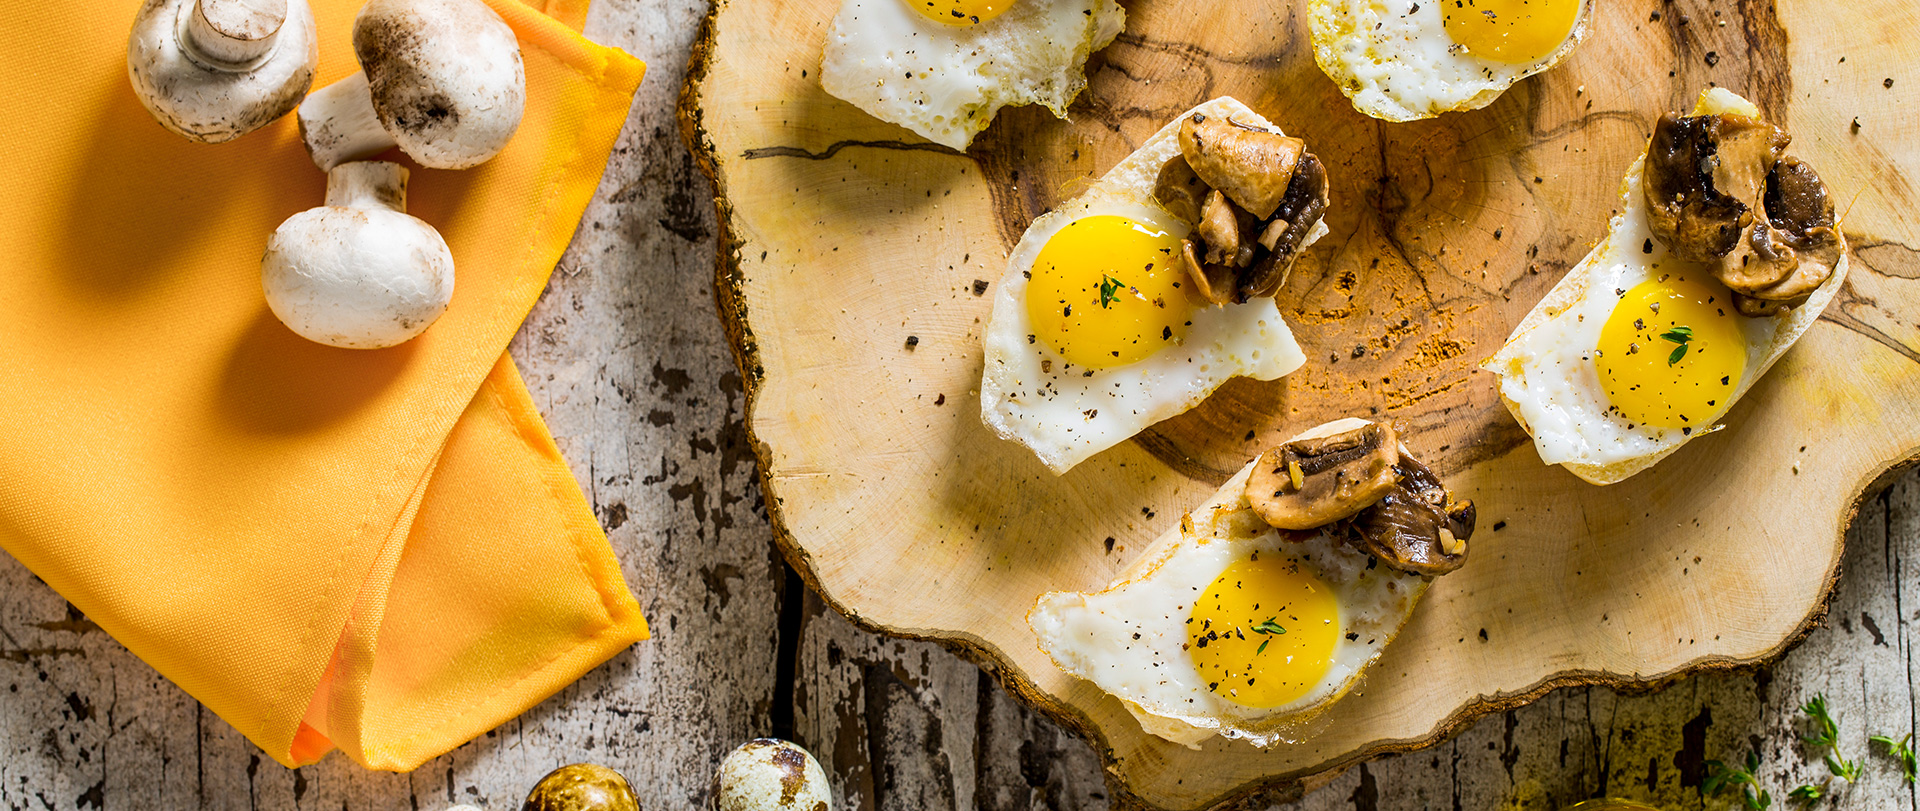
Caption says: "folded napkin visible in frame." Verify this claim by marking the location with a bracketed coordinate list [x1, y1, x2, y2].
[0, 0, 648, 771]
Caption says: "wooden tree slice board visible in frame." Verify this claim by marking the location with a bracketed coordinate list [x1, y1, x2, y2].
[681, 0, 1920, 806]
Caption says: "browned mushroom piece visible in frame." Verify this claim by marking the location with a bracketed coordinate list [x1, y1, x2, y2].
[1245, 423, 1400, 531]
[1766, 155, 1836, 241]
[1152, 156, 1210, 226]
[1177, 238, 1236, 306]
[1742, 156, 1842, 302]
[1719, 157, 1842, 303]
[1197, 190, 1243, 266]
[1716, 216, 1802, 294]
[1346, 454, 1475, 576]
[1239, 251, 1286, 301]
[1239, 152, 1329, 298]
[1732, 292, 1796, 317]
[1643, 112, 1789, 263]
[1178, 113, 1304, 220]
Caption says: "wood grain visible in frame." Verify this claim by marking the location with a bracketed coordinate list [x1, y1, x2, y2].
[684, 0, 1920, 805]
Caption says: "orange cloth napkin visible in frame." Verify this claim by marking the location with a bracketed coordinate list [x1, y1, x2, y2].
[0, 0, 648, 771]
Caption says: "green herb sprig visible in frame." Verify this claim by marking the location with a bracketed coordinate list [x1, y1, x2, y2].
[1870, 732, 1916, 784]
[1252, 618, 1287, 654]
[1803, 695, 1861, 782]
[1703, 751, 1772, 809]
[1786, 783, 1823, 804]
[1663, 325, 1694, 366]
[1701, 694, 1919, 807]
[1098, 275, 1124, 309]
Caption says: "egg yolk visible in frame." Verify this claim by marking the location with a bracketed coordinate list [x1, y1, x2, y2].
[1442, 0, 1581, 64]
[1187, 553, 1340, 709]
[1026, 215, 1194, 370]
[1596, 275, 1746, 429]
[908, 0, 1010, 25]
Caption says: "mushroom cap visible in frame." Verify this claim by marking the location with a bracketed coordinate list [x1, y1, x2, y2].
[1196, 189, 1244, 267]
[1151, 156, 1207, 227]
[1178, 113, 1304, 220]
[522, 763, 639, 811]
[1176, 238, 1234, 307]
[1245, 422, 1399, 531]
[261, 205, 454, 349]
[127, 0, 318, 143]
[1241, 152, 1329, 298]
[714, 738, 834, 811]
[1347, 454, 1474, 577]
[353, 0, 525, 169]
[1643, 112, 1790, 263]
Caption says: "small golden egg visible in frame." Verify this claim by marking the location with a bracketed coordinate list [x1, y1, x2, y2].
[523, 763, 639, 811]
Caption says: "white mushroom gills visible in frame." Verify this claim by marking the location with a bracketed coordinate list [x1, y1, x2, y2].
[127, 0, 318, 142]
[297, 0, 525, 171]
[261, 161, 456, 349]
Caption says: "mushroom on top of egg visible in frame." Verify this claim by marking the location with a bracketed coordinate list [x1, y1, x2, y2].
[1482, 88, 1849, 485]
[1029, 418, 1476, 748]
[979, 97, 1330, 474]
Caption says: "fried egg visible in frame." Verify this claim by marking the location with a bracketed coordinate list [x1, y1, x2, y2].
[979, 98, 1312, 474]
[1482, 89, 1850, 484]
[1310, 0, 1591, 121]
[1029, 419, 1426, 748]
[819, 0, 1124, 150]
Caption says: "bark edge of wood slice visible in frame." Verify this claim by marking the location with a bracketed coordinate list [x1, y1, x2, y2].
[679, 0, 1920, 806]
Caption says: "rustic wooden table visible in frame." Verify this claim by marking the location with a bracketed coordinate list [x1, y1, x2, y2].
[3, 2, 1915, 809]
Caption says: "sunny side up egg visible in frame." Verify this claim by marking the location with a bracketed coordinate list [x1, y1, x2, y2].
[979, 98, 1312, 474]
[1482, 89, 1850, 485]
[1029, 419, 1426, 748]
[1310, 0, 1592, 121]
[819, 0, 1124, 150]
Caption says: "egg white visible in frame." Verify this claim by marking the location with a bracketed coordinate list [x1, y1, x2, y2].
[1309, 0, 1591, 122]
[1030, 423, 1426, 748]
[978, 97, 1314, 474]
[1482, 89, 1850, 484]
[819, 0, 1124, 150]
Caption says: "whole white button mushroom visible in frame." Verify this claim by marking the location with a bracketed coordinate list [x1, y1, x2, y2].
[297, 0, 525, 171]
[715, 739, 833, 811]
[127, 0, 318, 142]
[261, 161, 455, 349]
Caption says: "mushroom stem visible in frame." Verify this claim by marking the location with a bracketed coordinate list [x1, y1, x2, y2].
[324, 160, 407, 212]
[183, 0, 286, 69]
[298, 71, 400, 171]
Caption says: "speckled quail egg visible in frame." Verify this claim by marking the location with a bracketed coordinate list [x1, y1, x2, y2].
[523, 763, 639, 811]
[714, 738, 833, 811]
